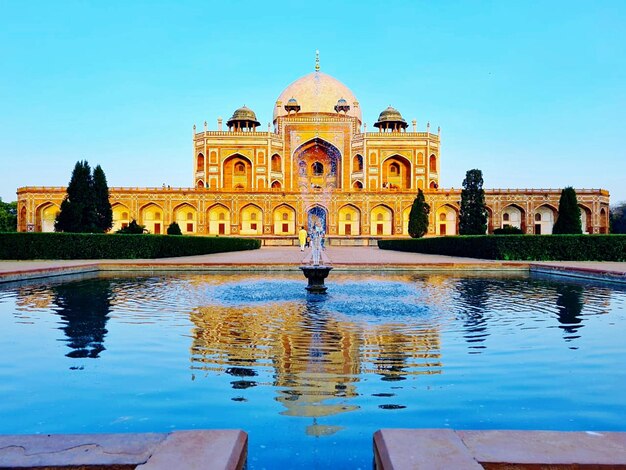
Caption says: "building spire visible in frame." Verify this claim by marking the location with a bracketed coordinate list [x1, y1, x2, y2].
[315, 49, 320, 72]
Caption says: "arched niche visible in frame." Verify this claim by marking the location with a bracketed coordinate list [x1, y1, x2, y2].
[273, 204, 296, 235]
[140, 203, 164, 234]
[240, 204, 263, 235]
[435, 205, 458, 235]
[111, 203, 131, 232]
[370, 205, 393, 236]
[382, 155, 411, 190]
[293, 138, 342, 190]
[534, 205, 556, 234]
[36, 202, 60, 233]
[207, 204, 231, 235]
[174, 203, 198, 234]
[223, 154, 252, 190]
[338, 204, 360, 236]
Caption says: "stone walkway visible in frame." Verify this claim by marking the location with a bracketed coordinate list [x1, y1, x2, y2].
[0, 246, 624, 282]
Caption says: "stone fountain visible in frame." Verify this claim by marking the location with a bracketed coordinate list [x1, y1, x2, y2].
[300, 230, 332, 293]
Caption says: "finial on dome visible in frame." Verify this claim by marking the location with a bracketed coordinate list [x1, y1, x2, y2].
[315, 49, 320, 72]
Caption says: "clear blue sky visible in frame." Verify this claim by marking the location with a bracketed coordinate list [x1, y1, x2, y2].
[1, 0, 625, 204]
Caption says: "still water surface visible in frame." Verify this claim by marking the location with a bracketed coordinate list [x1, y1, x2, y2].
[1, 272, 625, 469]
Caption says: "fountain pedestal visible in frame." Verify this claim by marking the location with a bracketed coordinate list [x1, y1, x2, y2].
[299, 265, 333, 294]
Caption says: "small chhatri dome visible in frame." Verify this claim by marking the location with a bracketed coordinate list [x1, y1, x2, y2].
[284, 97, 301, 114]
[374, 106, 408, 131]
[227, 105, 260, 130]
[334, 97, 350, 113]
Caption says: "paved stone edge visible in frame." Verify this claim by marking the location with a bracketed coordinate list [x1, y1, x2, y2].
[374, 429, 626, 469]
[531, 264, 626, 284]
[0, 430, 247, 470]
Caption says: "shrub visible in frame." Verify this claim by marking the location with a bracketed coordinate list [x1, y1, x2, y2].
[0, 233, 261, 260]
[167, 222, 183, 235]
[493, 226, 524, 235]
[378, 235, 626, 261]
[116, 220, 146, 234]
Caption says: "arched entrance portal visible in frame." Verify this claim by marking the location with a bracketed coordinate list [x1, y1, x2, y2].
[294, 138, 341, 191]
[307, 206, 327, 235]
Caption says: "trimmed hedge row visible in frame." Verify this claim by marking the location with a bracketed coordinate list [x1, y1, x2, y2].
[378, 235, 626, 261]
[0, 232, 261, 260]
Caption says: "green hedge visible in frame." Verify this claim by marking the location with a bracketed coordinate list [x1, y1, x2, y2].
[0, 233, 261, 260]
[378, 235, 626, 261]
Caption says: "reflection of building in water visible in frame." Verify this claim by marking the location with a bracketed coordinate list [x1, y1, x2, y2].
[189, 301, 441, 418]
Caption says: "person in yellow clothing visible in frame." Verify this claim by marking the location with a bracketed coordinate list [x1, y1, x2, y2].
[298, 226, 308, 251]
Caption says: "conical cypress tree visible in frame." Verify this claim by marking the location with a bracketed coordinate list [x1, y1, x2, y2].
[408, 189, 430, 238]
[93, 165, 113, 232]
[553, 187, 582, 234]
[459, 169, 488, 235]
[55, 161, 97, 233]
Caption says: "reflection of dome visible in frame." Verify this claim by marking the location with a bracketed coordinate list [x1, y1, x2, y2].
[274, 72, 361, 122]
[227, 106, 260, 129]
[374, 106, 408, 130]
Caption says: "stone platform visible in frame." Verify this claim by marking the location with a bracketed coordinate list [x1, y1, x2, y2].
[374, 429, 626, 469]
[0, 430, 247, 470]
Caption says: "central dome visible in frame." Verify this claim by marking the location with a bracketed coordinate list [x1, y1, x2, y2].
[273, 72, 361, 122]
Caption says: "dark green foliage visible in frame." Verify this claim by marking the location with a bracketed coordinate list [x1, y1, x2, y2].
[553, 187, 582, 234]
[0, 233, 261, 260]
[116, 220, 146, 234]
[93, 165, 113, 232]
[167, 222, 183, 235]
[378, 235, 626, 261]
[493, 226, 524, 235]
[459, 169, 488, 235]
[55, 161, 113, 233]
[408, 189, 430, 238]
[0, 199, 17, 232]
[610, 202, 626, 234]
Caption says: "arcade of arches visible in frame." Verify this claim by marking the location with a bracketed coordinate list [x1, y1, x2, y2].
[17, 66, 610, 238]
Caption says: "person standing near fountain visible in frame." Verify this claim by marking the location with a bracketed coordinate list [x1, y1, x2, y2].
[298, 226, 308, 251]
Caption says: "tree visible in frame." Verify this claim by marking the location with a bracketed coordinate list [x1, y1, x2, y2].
[55, 161, 97, 233]
[0, 199, 17, 232]
[408, 189, 430, 238]
[459, 169, 488, 235]
[610, 202, 626, 234]
[93, 165, 113, 232]
[116, 219, 146, 234]
[167, 222, 183, 235]
[55, 161, 112, 233]
[553, 187, 582, 234]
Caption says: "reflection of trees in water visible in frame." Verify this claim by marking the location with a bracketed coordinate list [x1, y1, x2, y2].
[189, 301, 441, 421]
[455, 278, 490, 353]
[52, 279, 112, 358]
[556, 284, 584, 342]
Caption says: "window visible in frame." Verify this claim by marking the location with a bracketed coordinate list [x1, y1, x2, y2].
[219, 212, 225, 221]
[503, 213, 510, 222]
[353, 155, 363, 172]
[250, 212, 257, 221]
[535, 213, 542, 222]
[187, 212, 193, 220]
[429, 155, 437, 172]
[272, 181, 281, 189]
[312, 162, 324, 175]
[389, 163, 400, 176]
[282, 212, 288, 221]
[440, 213, 446, 221]
[345, 213, 351, 221]
[155, 212, 161, 220]
[196, 153, 205, 172]
[235, 162, 245, 174]
[377, 213, 383, 221]
[122, 212, 128, 219]
[271, 155, 281, 172]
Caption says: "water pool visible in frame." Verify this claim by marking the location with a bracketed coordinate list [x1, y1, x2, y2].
[1, 271, 625, 469]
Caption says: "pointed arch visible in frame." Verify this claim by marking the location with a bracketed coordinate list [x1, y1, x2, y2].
[534, 204, 557, 234]
[293, 137, 342, 189]
[382, 154, 411, 190]
[240, 203, 263, 235]
[353, 154, 364, 172]
[271, 153, 282, 172]
[173, 202, 198, 234]
[353, 180, 363, 190]
[207, 203, 231, 235]
[196, 153, 205, 172]
[435, 204, 458, 236]
[338, 204, 361, 236]
[370, 204, 394, 236]
[111, 202, 131, 232]
[36, 202, 60, 233]
[196, 180, 205, 188]
[273, 203, 296, 235]
[139, 202, 164, 234]
[429, 154, 437, 172]
[306, 204, 328, 234]
[271, 180, 282, 190]
[501, 203, 526, 232]
[223, 153, 253, 190]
